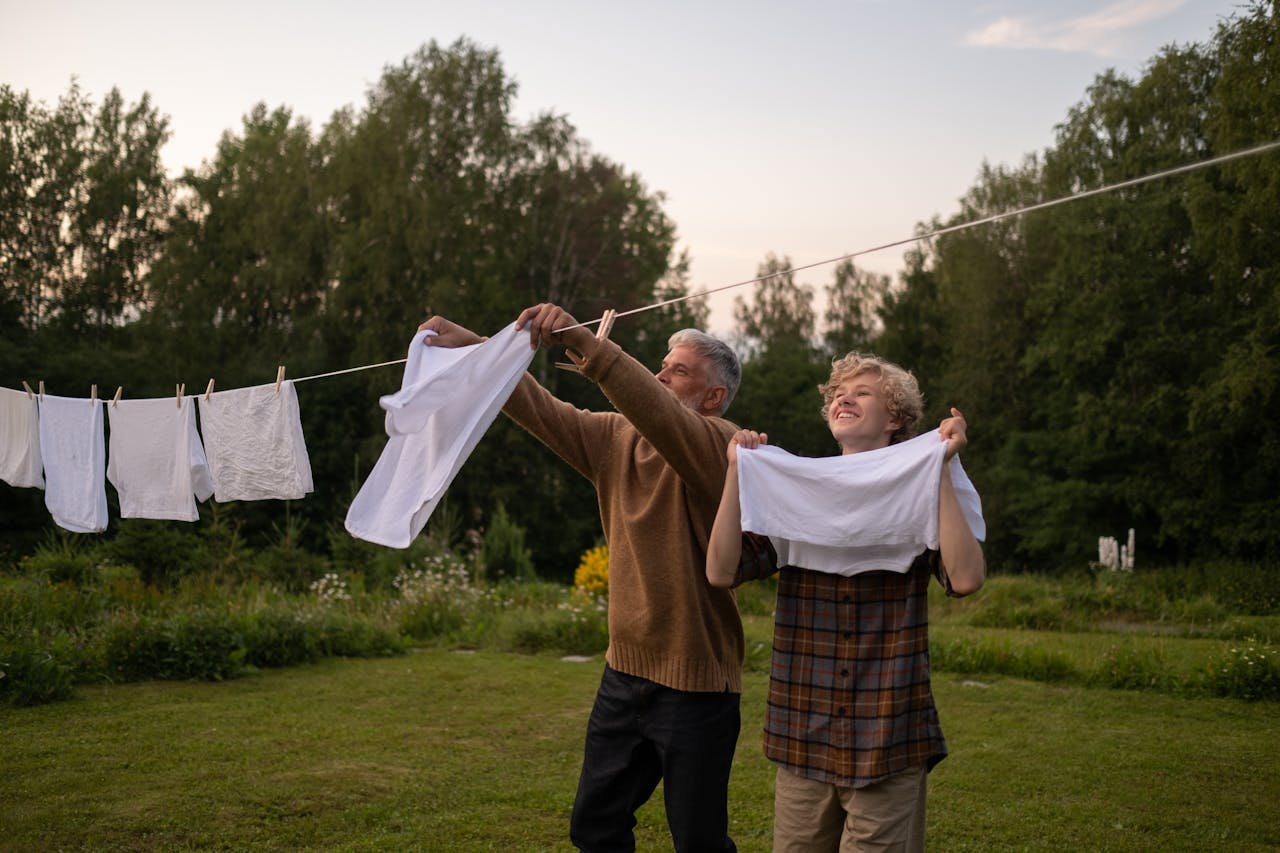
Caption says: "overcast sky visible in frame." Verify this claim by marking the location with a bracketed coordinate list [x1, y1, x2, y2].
[1, 0, 1238, 334]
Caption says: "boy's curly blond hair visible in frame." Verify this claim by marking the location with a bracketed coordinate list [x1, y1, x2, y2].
[818, 352, 923, 444]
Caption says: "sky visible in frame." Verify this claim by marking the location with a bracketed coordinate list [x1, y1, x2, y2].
[0, 0, 1240, 335]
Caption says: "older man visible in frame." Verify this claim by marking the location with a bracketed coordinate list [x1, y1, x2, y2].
[420, 303, 744, 853]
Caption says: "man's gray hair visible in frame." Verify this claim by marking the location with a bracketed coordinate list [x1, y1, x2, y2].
[667, 329, 742, 415]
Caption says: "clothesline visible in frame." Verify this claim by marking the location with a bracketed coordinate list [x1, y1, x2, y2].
[14, 138, 1280, 396]
[318, 137, 1280, 368]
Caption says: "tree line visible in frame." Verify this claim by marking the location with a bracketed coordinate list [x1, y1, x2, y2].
[3, 3, 1279, 576]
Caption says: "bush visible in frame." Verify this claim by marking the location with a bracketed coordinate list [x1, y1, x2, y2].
[250, 514, 329, 592]
[931, 637, 1078, 683]
[481, 502, 535, 582]
[394, 555, 496, 643]
[735, 575, 778, 617]
[98, 610, 248, 682]
[1089, 644, 1171, 692]
[573, 545, 609, 599]
[1203, 642, 1280, 701]
[493, 602, 608, 656]
[0, 633, 76, 706]
[17, 535, 100, 586]
[103, 520, 209, 588]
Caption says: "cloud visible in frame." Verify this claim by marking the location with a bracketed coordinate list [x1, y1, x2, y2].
[964, 0, 1187, 56]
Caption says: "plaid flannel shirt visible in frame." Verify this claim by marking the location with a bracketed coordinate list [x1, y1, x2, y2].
[737, 532, 950, 788]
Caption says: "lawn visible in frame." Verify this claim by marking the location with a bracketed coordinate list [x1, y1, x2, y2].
[4, 648, 1278, 851]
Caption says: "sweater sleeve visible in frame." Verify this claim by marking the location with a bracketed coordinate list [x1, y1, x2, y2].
[502, 372, 618, 480]
[578, 339, 736, 502]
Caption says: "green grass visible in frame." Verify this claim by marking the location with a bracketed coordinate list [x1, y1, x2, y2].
[3, 649, 1278, 851]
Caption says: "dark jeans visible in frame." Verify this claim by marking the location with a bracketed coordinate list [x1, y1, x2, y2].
[570, 665, 740, 853]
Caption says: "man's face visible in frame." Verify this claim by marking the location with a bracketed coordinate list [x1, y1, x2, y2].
[656, 345, 716, 413]
[825, 370, 901, 453]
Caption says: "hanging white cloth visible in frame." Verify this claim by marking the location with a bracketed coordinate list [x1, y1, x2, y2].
[345, 323, 536, 548]
[197, 381, 313, 502]
[37, 394, 108, 533]
[0, 387, 44, 489]
[737, 430, 985, 576]
[106, 396, 213, 521]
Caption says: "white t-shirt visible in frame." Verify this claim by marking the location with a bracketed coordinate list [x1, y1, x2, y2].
[37, 394, 108, 533]
[0, 387, 43, 489]
[107, 396, 213, 521]
[737, 430, 985, 575]
[197, 381, 313, 502]
[345, 323, 535, 548]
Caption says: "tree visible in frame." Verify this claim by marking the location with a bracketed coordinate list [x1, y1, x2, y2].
[730, 254, 829, 456]
[822, 258, 887, 359]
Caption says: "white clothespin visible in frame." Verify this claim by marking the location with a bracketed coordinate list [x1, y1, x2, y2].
[275, 366, 286, 393]
[22, 381, 34, 399]
[204, 379, 215, 401]
[112, 387, 123, 408]
[176, 383, 185, 409]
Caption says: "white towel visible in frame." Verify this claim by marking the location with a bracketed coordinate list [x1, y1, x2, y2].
[37, 394, 108, 533]
[197, 381, 313, 502]
[106, 397, 213, 521]
[0, 387, 44, 489]
[345, 323, 536, 548]
[737, 430, 985, 575]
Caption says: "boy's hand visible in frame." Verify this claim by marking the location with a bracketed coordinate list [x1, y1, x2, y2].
[727, 429, 767, 464]
[939, 407, 967, 461]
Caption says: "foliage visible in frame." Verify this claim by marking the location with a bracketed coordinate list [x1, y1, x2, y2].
[572, 544, 609, 599]
[480, 501, 535, 582]
[866, 2, 1280, 568]
[931, 636, 1078, 683]
[1204, 641, 1280, 702]
[5, 8, 1280, 593]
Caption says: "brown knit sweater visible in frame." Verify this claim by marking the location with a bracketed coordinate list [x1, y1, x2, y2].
[503, 337, 744, 693]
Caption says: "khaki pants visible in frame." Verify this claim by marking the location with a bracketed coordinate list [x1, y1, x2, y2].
[772, 764, 927, 853]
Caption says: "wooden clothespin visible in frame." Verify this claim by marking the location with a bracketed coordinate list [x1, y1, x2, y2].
[555, 309, 617, 374]
[596, 308, 618, 342]
[112, 387, 123, 408]
[22, 381, 34, 399]
[176, 383, 185, 409]
[204, 379, 215, 401]
[90, 384, 97, 404]
[275, 365, 286, 393]
[38, 380, 45, 400]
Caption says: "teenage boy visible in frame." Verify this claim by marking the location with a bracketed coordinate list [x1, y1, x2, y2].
[706, 351, 985, 852]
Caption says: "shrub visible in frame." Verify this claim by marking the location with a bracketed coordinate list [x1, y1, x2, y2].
[1203, 642, 1280, 701]
[481, 502, 535, 582]
[0, 633, 76, 706]
[931, 636, 1078, 683]
[98, 610, 247, 682]
[735, 576, 778, 617]
[103, 520, 209, 588]
[573, 545, 609, 599]
[18, 535, 100, 585]
[239, 608, 320, 668]
[1089, 644, 1170, 692]
[494, 600, 608, 656]
[251, 514, 329, 592]
[393, 554, 495, 642]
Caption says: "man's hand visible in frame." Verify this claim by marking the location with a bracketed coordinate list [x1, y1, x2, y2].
[939, 407, 968, 461]
[418, 316, 484, 348]
[727, 429, 767, 465]
[515, 303, 595, 352]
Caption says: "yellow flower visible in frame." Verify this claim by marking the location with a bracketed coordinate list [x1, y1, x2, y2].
[573, 545, 609, 599]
